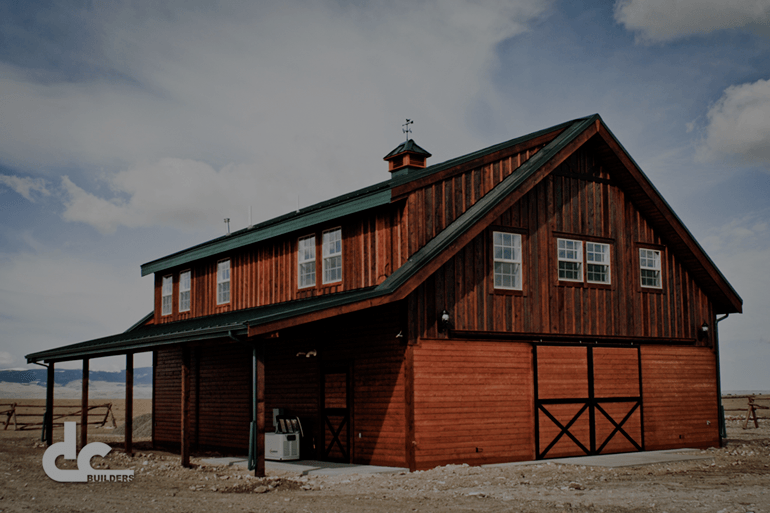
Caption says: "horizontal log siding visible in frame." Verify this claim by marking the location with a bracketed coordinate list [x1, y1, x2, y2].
[154, 206, 404, 323]
[412, 340, 534, 469]
[153, 343, 251, 450]
[195, 344, 251, 449]
[266, 303, 407, 467]
[417, 146, 714, 342]
[154, 346, 182, 445]
[641, 345, 720, 450]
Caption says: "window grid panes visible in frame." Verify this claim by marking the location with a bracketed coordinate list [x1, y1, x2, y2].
[217, 260, 230, 304]
[161, 275, 173, 316]
[586, 242, 610, 284]
[298, 236, 316, 288]
[557, 239, 583, 281]
[322, 229, 342, 284]
[639, 248, 662, 288]
[493, 231, 522, 290]
[179, 270, 191, 312]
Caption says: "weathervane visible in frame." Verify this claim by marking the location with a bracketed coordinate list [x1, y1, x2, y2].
[402, 119, 413, 142]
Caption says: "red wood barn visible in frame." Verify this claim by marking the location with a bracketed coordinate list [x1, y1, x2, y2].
[27, 114, 742, 473]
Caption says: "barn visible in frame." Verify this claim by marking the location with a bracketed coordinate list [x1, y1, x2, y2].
[27, 114, 742, 474]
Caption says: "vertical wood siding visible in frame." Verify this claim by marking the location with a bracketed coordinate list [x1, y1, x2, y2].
[416, 145, 714, 341]
[641, 345, 720, 450]
[154, 206, 405, 323]
[412, 340, 534, 469]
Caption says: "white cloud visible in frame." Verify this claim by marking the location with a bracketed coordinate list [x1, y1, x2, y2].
[0, 1, 553, 234]
[0, 351, 13, 367]
[614, 0, 770, 43]
[0, 174, 51, 202]
[697, 78, 770, 167]
[60, 159, 289, 233]
[0, 249, 152, 370]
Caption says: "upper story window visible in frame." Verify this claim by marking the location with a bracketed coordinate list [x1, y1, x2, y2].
[161, 275, 173, 316]
[493, 231, 522, 290]
[179, 270, 191, 312]
[639, 248, 662, 288]
[217, 259, 230, 304]
[586, 242, 611, 284]
[557, 239, 583, 282]
[322, 228, 342, 284]
[298, 235, 316, 288]
[557, 238, 612, 285]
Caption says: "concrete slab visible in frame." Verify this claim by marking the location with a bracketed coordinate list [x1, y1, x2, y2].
[199, 457, 408, 476]
[201, 449, 713, 475]
[483, 449, 714, 469]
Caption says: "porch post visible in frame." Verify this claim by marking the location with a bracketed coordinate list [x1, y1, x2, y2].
[80, 358, 89, 449]
[181, 345, 191, 467]
[45, 362, 54, 446]
[254, 342, 265, 477]
[125, 353, 134, 455]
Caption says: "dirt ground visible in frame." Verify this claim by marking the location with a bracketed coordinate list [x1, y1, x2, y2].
[1, 397, 768, 513]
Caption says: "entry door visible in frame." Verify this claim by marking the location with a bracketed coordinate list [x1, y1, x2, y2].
[534, 345, 644, 459]
[321, 366, 351, 462]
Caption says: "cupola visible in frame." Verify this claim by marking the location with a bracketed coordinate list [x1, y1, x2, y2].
[383, 139, 431, 178]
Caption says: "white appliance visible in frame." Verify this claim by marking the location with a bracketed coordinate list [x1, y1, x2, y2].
[264, 432, 299, 461]
[264, 415, 302, 461]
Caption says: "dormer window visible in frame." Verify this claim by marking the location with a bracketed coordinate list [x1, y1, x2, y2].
[217, 259, 230, 304]
[298, 235, 316, 288]
[179, 270, 191, 312]
[161, 275, 173, 316]
[322, 228, 342, 284]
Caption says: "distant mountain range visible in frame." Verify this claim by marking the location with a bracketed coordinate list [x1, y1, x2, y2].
[0, 368, 153, 386]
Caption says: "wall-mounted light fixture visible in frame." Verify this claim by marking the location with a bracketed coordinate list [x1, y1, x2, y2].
[439, 309, 451, 332]
[295, 349, 317, 358]
[698, 322, 709, 341]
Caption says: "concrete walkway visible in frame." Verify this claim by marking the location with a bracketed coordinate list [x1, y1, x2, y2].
[199, 457, 408, 476]
[201, 449, 713, 476]
[483, 449, 714, 469]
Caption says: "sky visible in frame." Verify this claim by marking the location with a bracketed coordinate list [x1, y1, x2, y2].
[1, 0, 769, 391]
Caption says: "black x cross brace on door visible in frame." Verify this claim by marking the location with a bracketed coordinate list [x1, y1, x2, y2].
[534, 344, 645, 460]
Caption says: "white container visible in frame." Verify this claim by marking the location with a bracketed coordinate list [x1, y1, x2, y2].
[264, 432, 300, 461]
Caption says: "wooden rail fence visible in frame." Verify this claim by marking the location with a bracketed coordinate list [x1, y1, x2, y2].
[1, 403, 116, 431]
[723, 396, 770, 429]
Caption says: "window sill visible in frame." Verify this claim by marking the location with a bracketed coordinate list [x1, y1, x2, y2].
[640, 286, 664, 294]
[491, 288, 525, 297]
[556, 281, 612, 290]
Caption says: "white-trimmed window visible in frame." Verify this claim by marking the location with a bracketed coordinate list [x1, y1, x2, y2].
[217, 259, 230, 304]
[298, 235, 316, 288]
[493, 231, 522, 290]
[179, 270, 191, 312]
[586, 242, 611, 284]
[639, 248, 662, 288]
[322, 228, 342, 284]
[557, 239, 583, 282]
[161, 275, 173, 316]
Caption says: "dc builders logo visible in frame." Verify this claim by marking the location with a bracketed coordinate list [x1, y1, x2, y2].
[43, 422, 134, 483]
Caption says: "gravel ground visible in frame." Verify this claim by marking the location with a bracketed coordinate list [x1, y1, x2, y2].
[1, 414, 768, 512]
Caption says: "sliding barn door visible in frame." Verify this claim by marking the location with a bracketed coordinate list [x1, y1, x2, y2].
[534, 345, 644, 459]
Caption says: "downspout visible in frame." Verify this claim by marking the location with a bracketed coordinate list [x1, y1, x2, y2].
[715, 314, 729, 442]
